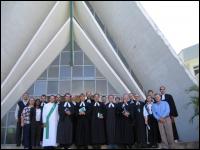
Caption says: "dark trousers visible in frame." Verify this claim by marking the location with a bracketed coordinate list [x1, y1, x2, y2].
[16, 120, 23, 146]
[23, 124, 31, 149]
[34, 121, 41, 146]
[40, 127, 44, 142]
[172, 121, 179, 140]
[147, 115, 160, 145]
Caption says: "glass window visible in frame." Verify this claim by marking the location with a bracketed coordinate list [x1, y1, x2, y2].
[63, 43, 71, 51]
[38, 70, 47, 80]
[108, 82, 118, 95]
[10, 103, 17, 112]
[96, 80, 107, 95]
[26, 84, 34, 95]
[1, 114, 7, 128]
[34, 81, 47, 96]
[84, 54, 93, 65]
[6, 128, 16, 144]
[7, 112, 16, 128]
[1, 127, 5, 144]
[48, 66, 59, 79]
[60, 66, 71, 80]
[74, 42, 81, 51]
[59, 81, 71, 95]
[47, 81, 58, 95]
[72, 66, 83, 79]
[96, 69, 104, 79]
[50, 55, 60, 66]
[72, 80, 83, 95]
[84, 66, 95, 79]
[74, 51, 83, 65]
[61, 52, 70, 65]
[84, 80, 95, 92]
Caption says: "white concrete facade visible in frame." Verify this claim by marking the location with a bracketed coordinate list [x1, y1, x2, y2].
[1, 1, 198, 142]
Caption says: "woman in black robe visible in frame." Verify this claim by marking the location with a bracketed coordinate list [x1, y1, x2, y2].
[91, 93, 106, 149]
[57, 93, 74, 149]
[75, 93, 91, 149]
[134, 94, 146, 148]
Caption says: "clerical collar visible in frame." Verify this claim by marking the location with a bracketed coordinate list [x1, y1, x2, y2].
[108, 102, 114, 108]
[64, 102, 71, 107]
[80, 101, 85, 107]
[94, 102, 100, 106]
[86, 99, 91, 103]
[122, 103, 128, 107]
[136, 101, 140, 105]
[72, 101, 76, 105]
[22, 99, 28, 105]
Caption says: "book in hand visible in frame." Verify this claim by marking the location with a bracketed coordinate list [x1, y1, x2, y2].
[79, 107, 86, 113]
[97, 112, 104, 119]
[146, 124, 150, 130]
[122, 108, 130, 116]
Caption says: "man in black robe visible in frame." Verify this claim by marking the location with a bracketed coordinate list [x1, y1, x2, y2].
[91, 93, 106, 149]
[105, 95, 117, 149]
[75, 93, 91, 149]
[57, 93, 74, 149]
[116, 94, 134, 149]
[134, 94, 146, 148]
[160, 85, 179, 142]
[71, 95, 77, 147]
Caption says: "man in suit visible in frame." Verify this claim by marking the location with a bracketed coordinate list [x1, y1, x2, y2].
[15, 93, 29, 146]
[160, 85, 179, 143]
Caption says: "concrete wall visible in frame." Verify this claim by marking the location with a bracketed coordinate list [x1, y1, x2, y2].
[1, 1, 69, 101]
[1, 1, 56, 83]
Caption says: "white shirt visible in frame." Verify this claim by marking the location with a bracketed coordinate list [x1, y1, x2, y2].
[143, 102, 153, 117]
[41, 102, 46, 107]
[36, 108, 41, 121]
[15, 99, 29, 120]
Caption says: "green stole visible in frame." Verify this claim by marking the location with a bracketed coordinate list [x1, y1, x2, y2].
[45, 103, 56, 139]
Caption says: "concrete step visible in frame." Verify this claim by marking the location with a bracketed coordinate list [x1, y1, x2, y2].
[1, 142, 199, 149]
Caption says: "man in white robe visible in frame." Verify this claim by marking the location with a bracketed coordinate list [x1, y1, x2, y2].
[42, 95, 59, 148]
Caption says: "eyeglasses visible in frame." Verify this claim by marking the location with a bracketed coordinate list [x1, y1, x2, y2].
[160, 89, 165, 91]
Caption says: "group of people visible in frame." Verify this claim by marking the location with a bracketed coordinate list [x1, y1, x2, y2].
[15, 85, 179, 149]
